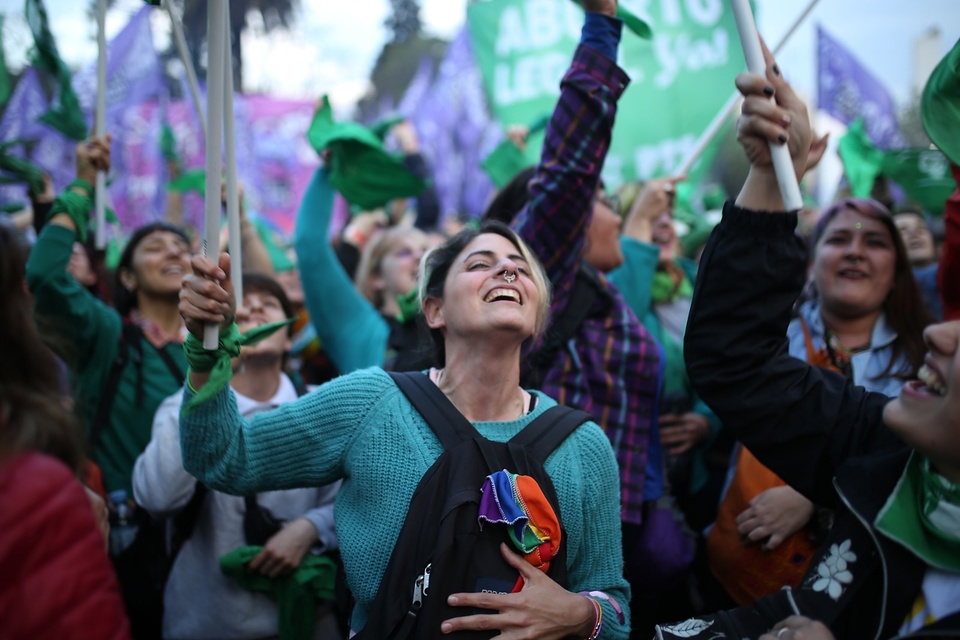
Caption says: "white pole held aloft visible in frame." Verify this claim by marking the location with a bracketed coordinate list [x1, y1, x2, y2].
[222, 2, 242, 302]
[203, 0, 227, 350]
[729, 0, 804, 211]
[94, 0, 107, 249]
[163, 0, 206, 141]
[675, 0, 820, 177]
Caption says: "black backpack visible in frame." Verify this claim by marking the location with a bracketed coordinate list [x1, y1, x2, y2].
[356, 371, 591, 640]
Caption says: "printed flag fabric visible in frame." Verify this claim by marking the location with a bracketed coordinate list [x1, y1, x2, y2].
[921, 37, 960, 166]
[818, 25, 904, 149]
[478, 469, 562, 575]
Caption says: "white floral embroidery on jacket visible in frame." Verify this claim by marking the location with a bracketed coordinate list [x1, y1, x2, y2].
[811, 539, 857, 600]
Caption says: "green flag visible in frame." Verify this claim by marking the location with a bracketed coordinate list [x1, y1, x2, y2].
[617, 5, 653, 40]
[160, 122, 180, 165]
[306, 96, 425, 211]
[838, 118, 884, 198]
[481, 114, 549, 188]
[468, 0, 746, 190]
[168, 168, 207, 195]
[370, 114, 407, 142]
[922, 37, 960, 166]
[25, 0, 88, 141]
[0, 16, 11, 108]
[0, 139, 45, 195]
[881, 149, 954, 216]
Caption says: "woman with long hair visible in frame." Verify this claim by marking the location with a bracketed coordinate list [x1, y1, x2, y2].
[707, 194, 930, 607]
[0, 224, 129, 639]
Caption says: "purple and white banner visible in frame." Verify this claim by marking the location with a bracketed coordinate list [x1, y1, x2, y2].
[818, 25, 904, 149]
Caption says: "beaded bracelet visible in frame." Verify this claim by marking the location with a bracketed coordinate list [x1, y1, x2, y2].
[583, 596, 603, 640]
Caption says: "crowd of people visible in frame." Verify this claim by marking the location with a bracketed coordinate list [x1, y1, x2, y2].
[2, 1, 959, 639]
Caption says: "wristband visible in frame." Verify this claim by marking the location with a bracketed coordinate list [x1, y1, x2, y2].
[583, 596, 602, 640]
[343, 226, 368, 247]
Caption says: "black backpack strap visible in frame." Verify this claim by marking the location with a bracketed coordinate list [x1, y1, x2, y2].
[89, 322, 136, 450]
[388, 371, 480, 450]
[150, 342, 185, 386]
[510, 405, 592, 463]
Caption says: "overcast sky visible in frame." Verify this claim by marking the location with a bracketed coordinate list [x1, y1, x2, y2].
[3, 0, 959, 113]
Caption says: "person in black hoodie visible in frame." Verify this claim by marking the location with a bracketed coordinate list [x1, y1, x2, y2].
[656, 41, 960, 640]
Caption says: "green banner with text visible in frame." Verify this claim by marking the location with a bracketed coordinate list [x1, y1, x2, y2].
[467, 0, 748, 191]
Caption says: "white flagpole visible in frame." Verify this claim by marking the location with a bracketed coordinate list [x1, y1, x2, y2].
[94, 0, 107, 249]
[222, 2, 242, 302]
[163, 0, 206, 140]
[202, 0, 226, 349]
[675, 0, 821, 177]
[729, 0, 803, 211]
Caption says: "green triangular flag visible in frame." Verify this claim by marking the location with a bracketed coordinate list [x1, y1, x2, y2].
[0, 16, 11, 108]
[168, 168, 207, 195]
[481, 115, 549, 189]
[306, 96, 425, 211]
[838, 118, 884, 198]
[25, 0, 88, 141]
[922, 37, 960, 166]
[880, 149, 954, 216]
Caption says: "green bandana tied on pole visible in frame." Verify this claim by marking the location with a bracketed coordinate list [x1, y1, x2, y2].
[875, 451, 960, 572]
[306, 96, 425, 212]
[922, 37, 960, 166]
[183, 319, 295, 412]
[25, 0, 88, 141]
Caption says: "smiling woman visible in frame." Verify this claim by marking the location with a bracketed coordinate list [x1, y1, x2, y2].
[25, 134, 190, 636]
[657, 40, 960, 640]
[176, 202, 629, 640]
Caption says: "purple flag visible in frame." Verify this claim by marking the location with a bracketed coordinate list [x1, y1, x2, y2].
[818, 25, 904, 148]
[399, 27, 500, 220]
[73, 6, 163, 124]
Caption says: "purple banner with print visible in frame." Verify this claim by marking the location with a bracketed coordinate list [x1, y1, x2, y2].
[818, 25, 904, 149]
[379, 27, 500, 222]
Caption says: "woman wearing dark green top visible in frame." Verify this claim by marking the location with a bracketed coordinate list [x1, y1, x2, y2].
[25, 135, 190, 496]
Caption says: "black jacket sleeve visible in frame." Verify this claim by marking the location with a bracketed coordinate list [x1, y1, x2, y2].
[683, 203, 901, 507]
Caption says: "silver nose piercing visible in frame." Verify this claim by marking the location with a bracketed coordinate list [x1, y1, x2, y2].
[502, 270, 516, 283]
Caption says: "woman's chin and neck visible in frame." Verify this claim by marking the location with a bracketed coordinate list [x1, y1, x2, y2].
[135, 290, 183, 336]
[439, 335, 525, 422]
[820, 303, 883, 349]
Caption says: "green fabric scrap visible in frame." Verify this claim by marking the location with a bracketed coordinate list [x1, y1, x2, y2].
[220, 546, 338, 640]
[922, 37, 960, 166]
[306, 96, 425, 211]
[25, 0, 88, 141]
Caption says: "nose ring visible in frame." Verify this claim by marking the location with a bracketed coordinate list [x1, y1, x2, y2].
[502, 270, 516, 283]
